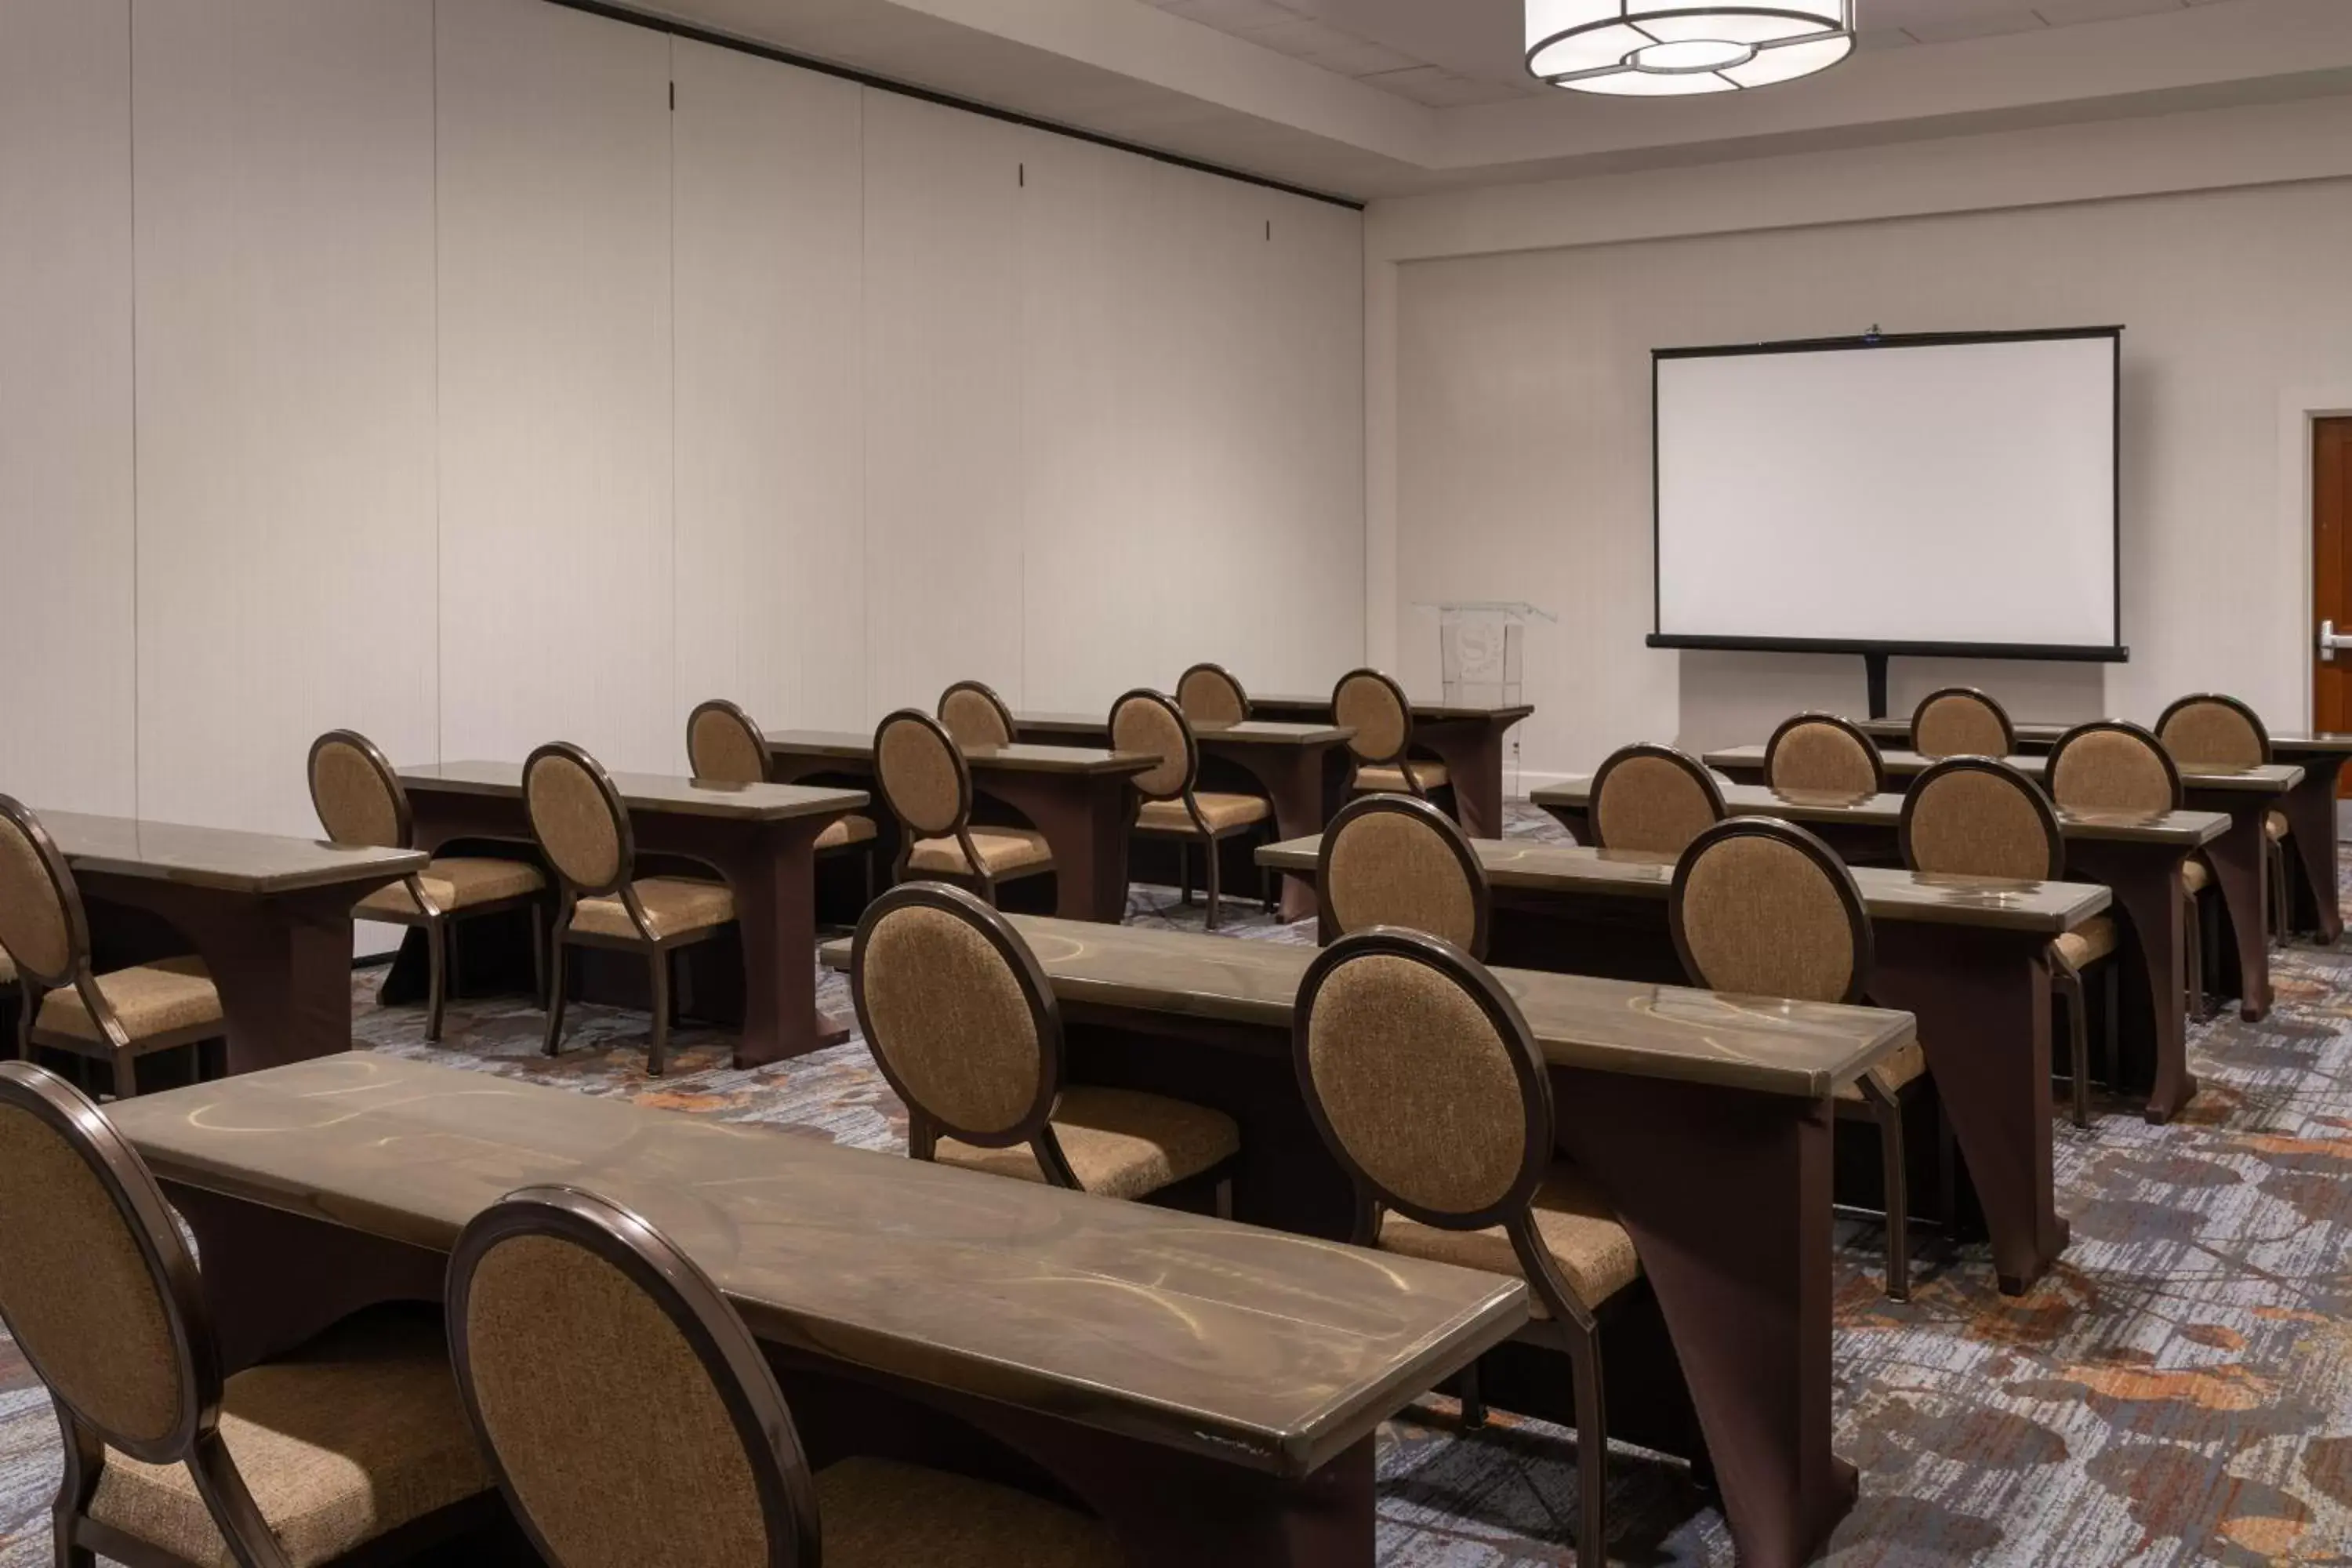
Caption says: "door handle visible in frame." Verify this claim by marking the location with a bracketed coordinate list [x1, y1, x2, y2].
[2322, 619, 2352, 662]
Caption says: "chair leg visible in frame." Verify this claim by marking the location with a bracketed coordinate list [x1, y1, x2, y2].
[528, 906, 548, 1008]
[2055, 967, 2089, 1128]
[424, 920, 448, 1044]
[108, 1055, 135, 1102]
[648, 947, 672, 1078]
[1863, 1076, 1910, 1301]
[863, 847, 877, 908]
[1204, 835, 1223, 931]
[1214, 1176, 1233, 1221]
[542, 938, 569, 1058]
[1457, 1357, 1488, 1430]
[1564, 1326, 1610, 1563]
[1179, 841, 1193, 906]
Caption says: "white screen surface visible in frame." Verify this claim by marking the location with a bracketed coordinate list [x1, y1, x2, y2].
[1654, 335, 2118, 650]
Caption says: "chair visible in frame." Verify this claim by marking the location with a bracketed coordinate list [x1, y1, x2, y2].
[873, 710, 1052, 907]
[526, 743, 736, 1076]
[1318, 793, 1490, 958]
[0, 1061, 501, 1568]
[1764, 712, 1886, 796]
[0, 797, 223, 1100]
[1910, 688, 2016, 760]
[1900, 757, 2117, 1127]
[1112, 688, 1272, 931]
[1334, 668, 1450, 804]
[937, 680, 1018, 750]
[2046, 720, 2212, 1018]
[1669, 817, 1924, 1298]
[1294, 928, 1633, 1560]
[2156, 693, 2291, 942]
[1587, 743, 1726, 855]
[309, 731, 548, 1042]
[686, 698, 880, 903]
[1175, 662, 1250, 725]
[446, 1184, 1119, 1568]
[851, 882, 1238, 1209]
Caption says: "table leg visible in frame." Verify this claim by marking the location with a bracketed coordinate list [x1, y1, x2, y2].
[1218, 742, 1343, 924]
[715, 824, 844, 1069]
[982, 772, 1134, 923]
[2189, 791, 2274, 1022]
[2278, 755, 2345, 943]
[2065, 840, 2193, 1123]
[1418, 717, 1516, 839]
[1539, 800, 1592, 844]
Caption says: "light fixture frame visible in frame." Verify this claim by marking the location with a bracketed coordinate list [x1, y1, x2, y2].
[1526, 2, 1857, 94]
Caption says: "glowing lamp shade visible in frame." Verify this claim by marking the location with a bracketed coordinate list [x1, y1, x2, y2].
[1526, 2, 1855, 95]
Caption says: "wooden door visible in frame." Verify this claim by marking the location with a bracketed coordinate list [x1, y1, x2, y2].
[2314, 418, 2352, 788]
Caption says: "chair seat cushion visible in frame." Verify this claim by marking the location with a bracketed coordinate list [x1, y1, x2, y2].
[357, 856, 545, 919]
[37, 956, 221, 1045]
[816, 1457, 1119, 1568]
[907, 829, 1054, 878]
[2051, 915, 2119, 972]
[89, 1308, 492, 1568]
[934, 1086, 1239, 1202]
[2267, 809, 2289, 843]
[818, 814, 878, 851]
[1835, 1039, 1927, 1102]
[571, 877, 735, 942]
[2181, 858, 2210, 895]
[1354, 760, 1450, 793]
[1377, 1164, 1638, 1313]
[1134, 793, 1272, 834]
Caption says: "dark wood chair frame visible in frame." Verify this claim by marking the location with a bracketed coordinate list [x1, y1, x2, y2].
[307, 731, 547, 1042]
[2155, 692, 2292, 945]
[1585, 742, 1727, 853]
[873, 710, 1051, 909]
[1333, 668, 1446, 803]
[526, 742, 731, 1077]
[0, 797, 223, 1101]
[2049, 720, 2212, 1019]
[1, 1062, 503, 1568]
[1316, 793, 1493, 960]
[936, 679, 1019, 750]
[1763, 711, 1888, 797]
[1113, 688, 1275, 931]
[1899, 757, 2118, 1128]
[1175, 662, 1252, 724]
[1292, 927, 1615, 1561]
[685, 698, 877, 907]
[1908, 686, 2017, 759]
[447, 1184, 823, 1568]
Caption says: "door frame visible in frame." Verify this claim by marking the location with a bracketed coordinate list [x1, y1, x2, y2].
[2287, 393, 2352, 728]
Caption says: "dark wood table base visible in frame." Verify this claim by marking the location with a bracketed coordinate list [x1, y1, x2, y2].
[2278, 754, 2347, 944]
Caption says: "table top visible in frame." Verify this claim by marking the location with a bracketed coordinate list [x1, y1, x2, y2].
[765, 730, 1157, 777]
[1533, 778, 2230, 848]
[34, 810, 426, 895]
[1258, 835, 2108, 935]
[819, 913, 1913, 1099]
[1855, 717, 2352, 758]
[1704, 745, 2304, 795]
[1253, 693, 1534, 724]
[1015, 713, 1355, 748]
[400, 762, 868, 822]
[110, 1054, 1525, 1479]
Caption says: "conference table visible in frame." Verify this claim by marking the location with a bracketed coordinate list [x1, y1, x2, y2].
[111, 1055, 1525, 1568]
[821, 915, 1917, 1568]
[392, 763, 868, 1067]
[30, 811, 423, 1073]
[1533, 778, 2227, 1123]
[1245, 693, 1531, 841]
[1259, 833, 2105, 1296]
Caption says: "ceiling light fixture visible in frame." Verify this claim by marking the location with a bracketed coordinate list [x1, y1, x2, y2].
[1526, 2, 1856, 96]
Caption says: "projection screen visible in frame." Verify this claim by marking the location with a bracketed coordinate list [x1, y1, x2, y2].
[1649, 328, 2123, 660]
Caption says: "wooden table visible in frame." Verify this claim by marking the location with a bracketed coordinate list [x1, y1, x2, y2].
[1261, 833, 2107, 1294]
[109, 1055, 1526, 1568]
[34, 811, 423, 1074]
[1534, 778, 2227, 1123]
[394, 764, 866, 1067]
[1014, 713, 1356, 922]
[1247, 694, 1531, 841]
[765, 731, 1155, 924]
[822, 915, 1913, 1568]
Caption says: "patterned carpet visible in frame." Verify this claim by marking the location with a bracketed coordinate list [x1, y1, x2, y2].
[5, 804, 2352, 1565]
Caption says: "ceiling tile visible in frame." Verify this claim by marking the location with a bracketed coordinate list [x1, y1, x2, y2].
[1358, 64, 1530, 107]
[1236, 15, 1421, 76]
[2032, 0, 2185, 23]
[1900, 8, 2052, 44]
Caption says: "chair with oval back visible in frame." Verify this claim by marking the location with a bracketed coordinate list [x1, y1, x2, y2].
[1294, 927, 1636, 1558]
[2046, 720, 2211, 1018]
[686, 699, 880, 906]
[525, 743, 737, 1076]
[873, 710, 1053, 907]
[1764, 712, 1886, 797]
[1587, 743, 1726, 856]
[1333, 668, 1452, 808]
[1668, 816, 1923, 1298]
[0, 797, 224, 1099]
[936, 680, 1018, 750]
[2155, 693, 2292, 943]
[1910, 688, 2016, 760]
[1112, 688, 1272, 931]
[0, 1061, 501, 1568]
[310, 731, 550, 1042]
[1900, 757, 2118, 1127]
[1175, 662, 1250, 726]
[1317, 794, 1490, 959]
[851, 882, 1237, 1209]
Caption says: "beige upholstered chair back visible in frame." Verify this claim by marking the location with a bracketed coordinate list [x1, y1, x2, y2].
[1669, 818, 1872, 1004]
[1588, 744, 1726, 855]
[1294, 930, 1548, 1226]
[873, 710, 971, 840]
[1176, 663, 1249, 726]
[0, 1063, 206, 1461]
[2155, 695, 2269, 770]
[449, 1187, 820, 1568]
[850, 883, 1059, 1145]
[1764, 713, 1884, 797]
[307, 731, 410, 849]
[2046, 722, 2181, 815]
[1109, 690, 1196, 801]
[686, 699, 770, 785]
[1911, 688, 2015, 760]
[1319, 794, 1489, 958]
[0, 797, 85, 988]
[937, 681, 1014, 750]
[1332, 669, 1410, 764]
[1900, 758, 2063, 882]
[523, 743, 632, 894]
